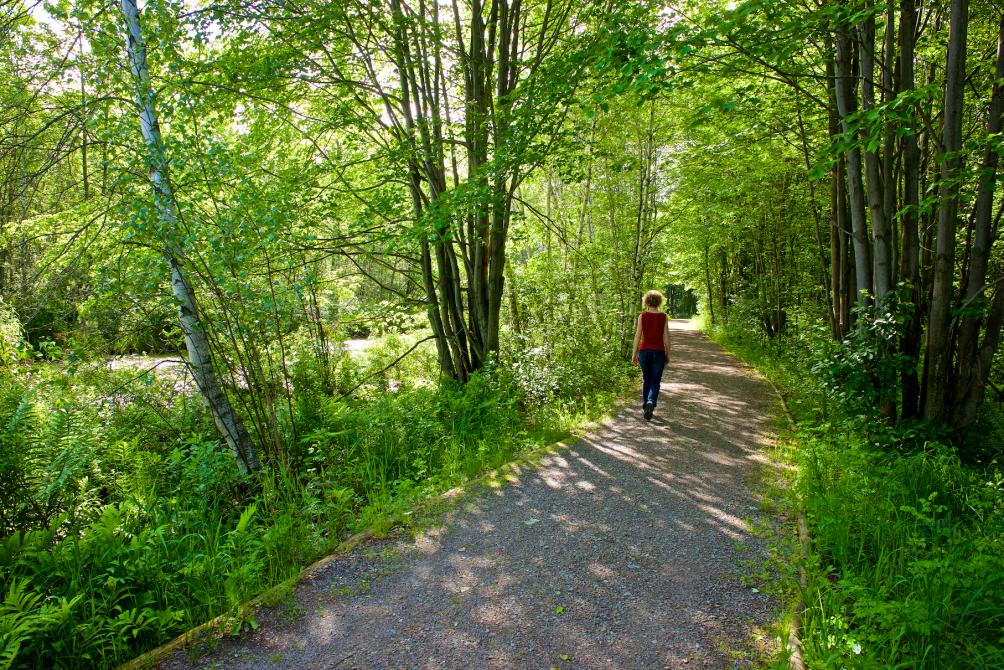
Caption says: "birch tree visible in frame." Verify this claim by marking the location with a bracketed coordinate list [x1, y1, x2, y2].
[119, 0, 259, 472]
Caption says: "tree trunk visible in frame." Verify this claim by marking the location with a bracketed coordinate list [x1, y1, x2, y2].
[719, 248, 730, 324]
[950, 12, 1004, 432]
[881, 0, 898, 284]
[78, 34, 90, 201]
[899, 0, 923, 419]
[797, 81, 837, 339]
[704, 242, 716, 326]
[630, 105, 657, 322]
[830, 169, 842, 337]
[382, 0, 557, 379]
[505, 256, 524, 338]
[837, 154, 853, 334]
[923, 0, 969, 423]
[834, 24, 874, 302]
[857, 11, 893, 299]
[121, 0, 259, 472]
[578, 117, 597, 244]
[826, 47, 847, 339]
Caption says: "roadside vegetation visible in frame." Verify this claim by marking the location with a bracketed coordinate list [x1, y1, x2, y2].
[710, 321, 1003, 669]
[2, 327, 631, 669]
[2, 0, 1003, 668]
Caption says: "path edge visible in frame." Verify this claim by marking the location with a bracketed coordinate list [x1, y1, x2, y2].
[116, 399, 631, 670]
[766, 378, 809, 670]
[699, 330, 810, 670]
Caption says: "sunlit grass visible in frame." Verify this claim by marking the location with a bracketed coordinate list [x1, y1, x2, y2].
[707, 322, 1004, 669]
[0, 340, 631, 669]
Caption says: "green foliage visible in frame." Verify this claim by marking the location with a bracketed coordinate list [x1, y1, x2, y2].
[8, 0, 998, 666]
[812, 292, 915, 415]
[711, 322, 1004, 669]
[0, 330, 625, 669]
[797, 431, 1004, 668]
[0, 301, 26, 368]
[502, 328, 631, 410]
[301, 369, 528, 503]
[0, 578, 81, 670]
[0, 380, 107, 534]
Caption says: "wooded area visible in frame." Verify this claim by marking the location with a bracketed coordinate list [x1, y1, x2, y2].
[1, 0, 1002, 667]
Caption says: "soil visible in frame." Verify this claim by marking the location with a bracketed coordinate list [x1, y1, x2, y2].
[160, 320, 781, 670]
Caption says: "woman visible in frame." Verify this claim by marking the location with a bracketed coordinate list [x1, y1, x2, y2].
[631, 290, 672, 421]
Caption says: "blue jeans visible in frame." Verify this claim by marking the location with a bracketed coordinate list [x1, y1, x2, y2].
[638, 349, 666, 406]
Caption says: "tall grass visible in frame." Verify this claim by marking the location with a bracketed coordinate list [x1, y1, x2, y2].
[708, 322, 1004, 669]
[0, 338, 630, 669]
[796, 431, 1004, 668]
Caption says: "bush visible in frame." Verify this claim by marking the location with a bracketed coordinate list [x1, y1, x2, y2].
[299, 368, 527, 502]
[1, 328, 627, 669]
[812, 293, 914, 416]
[709, 317, 1004, 669]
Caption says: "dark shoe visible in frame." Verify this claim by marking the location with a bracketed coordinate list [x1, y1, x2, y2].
[643, 402, 654, 421]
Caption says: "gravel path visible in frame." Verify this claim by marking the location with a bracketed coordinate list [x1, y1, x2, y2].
[162, 321, 779, 670]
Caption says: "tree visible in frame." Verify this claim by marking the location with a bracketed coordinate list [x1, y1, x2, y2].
[654, 0, 1004, 437]
[119, 0, 258, 472]
[206, 0, 589, 381]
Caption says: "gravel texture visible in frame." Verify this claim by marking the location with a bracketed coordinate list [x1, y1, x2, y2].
[161, 321, 779, 670]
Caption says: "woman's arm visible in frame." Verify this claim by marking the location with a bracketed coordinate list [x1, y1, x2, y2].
[631, 314, 642, 365]
[663, 319, 672, 358]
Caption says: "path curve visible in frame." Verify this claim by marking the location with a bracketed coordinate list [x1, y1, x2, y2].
[163, 321, 779, 670]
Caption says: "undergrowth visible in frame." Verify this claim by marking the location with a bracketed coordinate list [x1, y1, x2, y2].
[0, 336, 632, 669]
[708, 322, 1004, 669]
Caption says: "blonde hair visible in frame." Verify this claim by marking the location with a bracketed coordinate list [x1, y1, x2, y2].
[643, 290, 664, 309]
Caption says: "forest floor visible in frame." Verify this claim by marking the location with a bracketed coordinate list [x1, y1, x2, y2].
[160, 321, 782, 670]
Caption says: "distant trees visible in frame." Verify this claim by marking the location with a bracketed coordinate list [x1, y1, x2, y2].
[661, 0, 1004, 437]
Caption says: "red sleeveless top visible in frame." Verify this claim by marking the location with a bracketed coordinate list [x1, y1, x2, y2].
[640, 312, 667, 351]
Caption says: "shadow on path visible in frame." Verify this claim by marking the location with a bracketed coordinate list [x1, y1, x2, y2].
[163, 321, 780, 670]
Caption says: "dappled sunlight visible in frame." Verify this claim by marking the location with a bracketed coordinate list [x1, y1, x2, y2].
[166, 327, 779, 669]
[572, 455, 615, 479]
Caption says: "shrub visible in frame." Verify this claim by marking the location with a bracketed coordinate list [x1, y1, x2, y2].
[709, 317, 1004, 669]
[812, 292, 914, 416]
[1, 321, 627, 669]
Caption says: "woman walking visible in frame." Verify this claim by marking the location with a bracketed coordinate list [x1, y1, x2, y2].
[631, 290, 672, 421]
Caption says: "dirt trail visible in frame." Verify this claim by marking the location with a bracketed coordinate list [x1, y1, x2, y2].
[163, 321, 780, 670]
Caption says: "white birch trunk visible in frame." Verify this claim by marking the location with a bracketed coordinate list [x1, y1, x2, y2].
[120, 0, 259, 472]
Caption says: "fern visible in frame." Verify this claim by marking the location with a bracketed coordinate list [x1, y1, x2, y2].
[0, 577, 80, 670]
[1, 388, 36, 440]
[1, 384, 107, 536]
[38, 400, 108, 531]
[0, 386, 43, 535]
